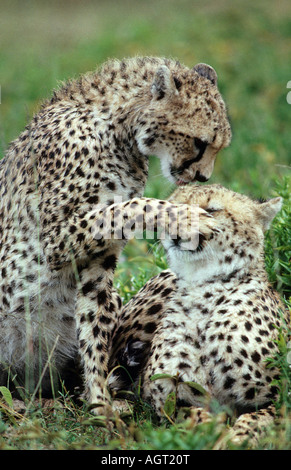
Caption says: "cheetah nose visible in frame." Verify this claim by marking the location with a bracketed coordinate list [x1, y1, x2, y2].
[195, 171, 209, 183]
[173, 236, 181, 246]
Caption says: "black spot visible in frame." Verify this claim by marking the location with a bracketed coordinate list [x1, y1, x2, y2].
[218, 309, 227, 315]
[251, 351, 261, 363]
[99, 315, 111, 324]
[178, 362, 191, 369]
[259, 329, 269, 336]
[80, 219, 88, 228]
[76, 167, 85, 177]
[87, 310, 95, 323]
[243, 373, 251, 381]
[85, 345, 92, 358]
[245, 387, 256, 400]
[144, 322, 157, 334]
[234, 358, 243, 367]
[107, 181, 116, 191]
[240, 349, 248, 358]
[216, 295, 225, 306]
[241, 335, 249, 343]
[69, 225, 77, 234]
[204, 292, 212, 299]
[143, 136, 156, 147]
[161, 288, 173, 298]
[59, 241, 65, 250]
[92, 325, 100, 337]
[97, 290, 107, 304]
[77, 232, 85, 242]
[147, 304, 163, 315]
[261, 347, 269, 356]
[245, 321, 252, 331]
[224, 375, 236, 390]
[82, 281, 95, 295]
[200, 355, 207, 365]
[87, 195, 99, 204]
[102, 254, 117, 270]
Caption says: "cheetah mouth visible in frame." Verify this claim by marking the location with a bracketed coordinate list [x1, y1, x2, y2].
[173, 171, 209, 186]
[176, 179, 189, 186]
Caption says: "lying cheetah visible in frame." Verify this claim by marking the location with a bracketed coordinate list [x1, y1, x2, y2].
[0, 57, 231, 410]
[109, 184, 288, 443]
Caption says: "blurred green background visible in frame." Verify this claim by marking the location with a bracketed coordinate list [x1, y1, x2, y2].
[1, 0, 290, 191]
[0, 0, 290, 289]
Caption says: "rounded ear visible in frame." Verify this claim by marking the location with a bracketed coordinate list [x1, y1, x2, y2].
[256, 197, 283, 231]
[193, 63, 217, 86]
[151, 66, 178, 100]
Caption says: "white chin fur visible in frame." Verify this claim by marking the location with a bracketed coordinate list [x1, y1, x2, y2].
[135, 138, 176, 184]
[159, 156, 176, 183]
[165, 242, 248, 285]
[153, 147, 177, 184]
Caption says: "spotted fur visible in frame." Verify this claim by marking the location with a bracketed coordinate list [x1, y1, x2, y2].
[109, 184, 288, 443]
[0, 57, 230, 410]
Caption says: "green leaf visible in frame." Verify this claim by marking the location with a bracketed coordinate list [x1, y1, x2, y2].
[164, 391, 176, 418]
[183, 381, 210, 397]
[0, 387, 13, 408]
[150, 373, 174, 381]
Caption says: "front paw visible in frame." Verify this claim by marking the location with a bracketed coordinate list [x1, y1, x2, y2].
[169, 205, 218, 249]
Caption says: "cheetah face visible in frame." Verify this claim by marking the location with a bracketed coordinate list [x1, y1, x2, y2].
[135, 64, 231, 185]
[163, 184, 282, 282]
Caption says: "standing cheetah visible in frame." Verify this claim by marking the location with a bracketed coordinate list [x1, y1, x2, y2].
[0, 57, 231, 411]
[109, 184, 288, 442]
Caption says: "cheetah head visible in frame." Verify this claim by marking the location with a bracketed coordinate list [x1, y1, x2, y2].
[135, 64, 231, 185]
[163, 184, 282, 282]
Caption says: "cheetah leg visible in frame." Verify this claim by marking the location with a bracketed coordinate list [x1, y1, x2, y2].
[228, 404, 276, 447]
[42, 197, 216, 270]
[91, 197, 216, 248]
[75, 251, 122, 410]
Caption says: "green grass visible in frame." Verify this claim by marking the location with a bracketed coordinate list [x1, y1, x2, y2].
[0, 0, 290, 451]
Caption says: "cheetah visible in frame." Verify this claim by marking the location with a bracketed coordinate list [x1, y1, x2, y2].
[109, 183, 289, 444]
[0, 57, 231, 411]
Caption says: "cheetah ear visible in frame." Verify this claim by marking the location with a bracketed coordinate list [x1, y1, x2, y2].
[151, 66, 178, 100]
[193, 63, 217, 86]
[257, 197, 283, 230]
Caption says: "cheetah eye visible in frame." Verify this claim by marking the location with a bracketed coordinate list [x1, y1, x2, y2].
[194, 137, 207, 154]
[206, 207, 221, 214]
